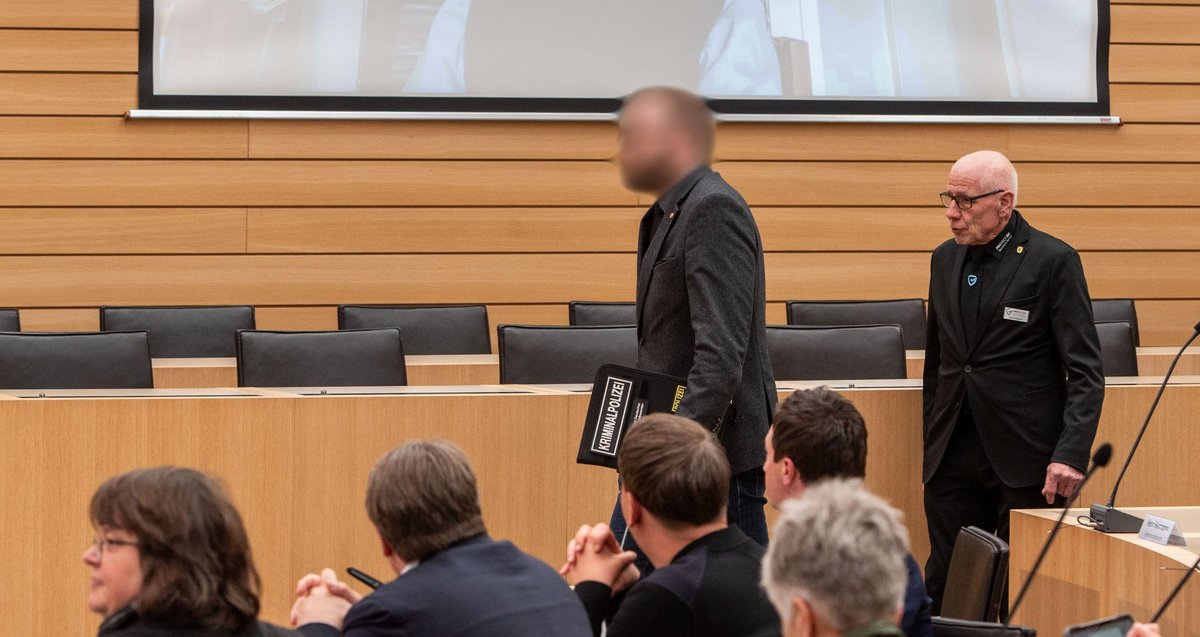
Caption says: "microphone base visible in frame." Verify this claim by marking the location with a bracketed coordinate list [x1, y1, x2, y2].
[1089, 504, 1145, 533]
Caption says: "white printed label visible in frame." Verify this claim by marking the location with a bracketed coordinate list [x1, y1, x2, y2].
[1003, 307, 1030, 323]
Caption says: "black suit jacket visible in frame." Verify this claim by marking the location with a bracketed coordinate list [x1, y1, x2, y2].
[297, 534, 590, 637]
[923, 211, 1105, 487]
[98, 607, 298, 637]
[635, 167, 777, 473]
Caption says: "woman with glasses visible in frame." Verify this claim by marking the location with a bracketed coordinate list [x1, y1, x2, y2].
[84, 466, 298, 636]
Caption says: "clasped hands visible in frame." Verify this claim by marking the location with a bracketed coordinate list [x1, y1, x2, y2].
[290, 567, 364, 630]
[559, 522, 641, 594]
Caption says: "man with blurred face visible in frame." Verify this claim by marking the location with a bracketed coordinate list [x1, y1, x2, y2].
[612, 87, 777, 562]
[922, 150, 1105, 613]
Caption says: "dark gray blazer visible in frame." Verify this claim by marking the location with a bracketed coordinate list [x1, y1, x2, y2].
[923, 211, 1105, 487]
[635, 166, 777, 473]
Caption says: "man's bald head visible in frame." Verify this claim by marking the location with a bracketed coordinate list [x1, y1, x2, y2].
[950, 150, 1019, 207]
[617, 87, 715, 195]
[944, 150, 1019, 246]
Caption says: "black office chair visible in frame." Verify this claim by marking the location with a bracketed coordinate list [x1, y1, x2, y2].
[236, 328, 407, 387]
[787, 299, 928, 350]
[100, 305, 255, 358]
[337, 304, 491, 355]
[0, 331, 153, 389]
[568, 301, 636, 327]
[497, 325, 637, 385]
[1092, 298, 1139, 347]
[765, 325, 906, 381]
[1095, 320, 1139, 377]
[932, 618, 1035, 637]
[0, 309, 19, 332]
[940, 526, 1010, 623]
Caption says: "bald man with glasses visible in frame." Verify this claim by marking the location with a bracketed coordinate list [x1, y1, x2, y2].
[922, 151, 1105, 615]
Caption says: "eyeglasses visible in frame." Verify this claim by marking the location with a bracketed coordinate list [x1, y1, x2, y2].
[90, 536, 139, 558]
[939, 189, 1004, 210]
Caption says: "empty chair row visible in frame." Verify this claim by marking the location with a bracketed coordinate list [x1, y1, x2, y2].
[568, 298, 1142, 349]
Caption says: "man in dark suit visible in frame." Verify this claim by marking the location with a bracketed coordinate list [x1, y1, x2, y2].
[612, 87, 777, 549]
[290, 440, 590, 637]
[922, 150, 1105, 612]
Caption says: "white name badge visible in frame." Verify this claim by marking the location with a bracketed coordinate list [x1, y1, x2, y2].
[1139, 514, 1187, 546]
[1003, 307, 1030, 323]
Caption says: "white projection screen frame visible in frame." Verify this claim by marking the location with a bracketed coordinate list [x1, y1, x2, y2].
[133, 0, 1115, 123]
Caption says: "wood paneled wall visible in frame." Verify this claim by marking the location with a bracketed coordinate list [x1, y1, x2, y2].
[1, 1, 1199, 349]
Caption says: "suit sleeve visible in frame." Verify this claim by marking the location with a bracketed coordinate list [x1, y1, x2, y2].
[675, 193, 760, 430]
[1047, 249, 1105, 472]
[296, 596, 398, 637]
[922, 259, 942, 427]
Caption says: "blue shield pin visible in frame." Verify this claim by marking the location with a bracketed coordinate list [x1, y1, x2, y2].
[967, 274, 978, 287]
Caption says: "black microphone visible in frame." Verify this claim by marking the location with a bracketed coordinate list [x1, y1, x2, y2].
[1151, 552, 1200, 623]
[346, 566, 382, 590]
[1008, 443, 1113, 624]
[1090, 321, 1200, 533]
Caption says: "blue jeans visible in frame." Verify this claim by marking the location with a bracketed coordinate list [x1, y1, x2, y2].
[609, 467, 769, 575]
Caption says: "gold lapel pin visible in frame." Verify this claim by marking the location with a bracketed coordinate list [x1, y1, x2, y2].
[1016, 246, 1024, 254]
[668, 211, 676, 220]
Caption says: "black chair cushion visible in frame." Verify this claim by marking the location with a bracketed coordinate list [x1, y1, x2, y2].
[101, 305, 255, 358]
[0, 331, 153, 389]
[787, 299, 928, 349]
[1092, 299, 1139, 347]
[568, 301, 637, 327]
[1095, 320, 1138, 377]
[236, 328, 407, 387]
[0, 309, 19, 332]
[497, 325, 637, 385]
[932, 618, 1035, 637]
[766, 325, 907, 381]
[338, 305, 490, 355]
[941, 526, 1009, 622]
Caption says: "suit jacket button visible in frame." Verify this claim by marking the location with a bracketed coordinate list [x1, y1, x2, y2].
[964, 365, 973, 373]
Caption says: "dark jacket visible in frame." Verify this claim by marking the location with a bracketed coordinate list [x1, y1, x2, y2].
[98, 607, 298, 637]
[574, 526, 780, 637]
[923, 211, 1105, 486]
[297, 533, 589, 637]
[901, 554, 933, 637]
[635, 166, 777, 473]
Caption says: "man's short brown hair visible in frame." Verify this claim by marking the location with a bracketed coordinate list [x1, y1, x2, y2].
[366, 440, 486, 562]
[617, 413, 730, 528]
[771, 387, 868, 481]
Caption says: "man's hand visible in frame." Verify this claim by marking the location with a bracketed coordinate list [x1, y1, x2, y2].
[1043, 462, 1084, 504]
[291, 568, 361, 629]
[1126, 623, 1160, 637]
[561, 522, 639, 591]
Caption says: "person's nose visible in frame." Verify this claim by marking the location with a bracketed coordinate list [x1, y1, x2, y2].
[946, 204, 961, 221]
[83, 544, 100, 566]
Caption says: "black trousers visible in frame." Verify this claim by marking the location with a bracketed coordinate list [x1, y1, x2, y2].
[923, 406, 1059, 617]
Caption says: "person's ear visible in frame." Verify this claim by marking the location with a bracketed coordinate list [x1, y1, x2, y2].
[790, 596, 815, 637]
[622, 489, 642, 528]
[377, 530, 394, 558]
[781, 457, 798, 486]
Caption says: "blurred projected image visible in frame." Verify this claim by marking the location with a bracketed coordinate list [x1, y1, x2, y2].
[152, 0, 1099, 103]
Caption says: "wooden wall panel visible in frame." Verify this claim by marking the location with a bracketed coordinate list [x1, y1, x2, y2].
[0, 29, 135, 72]
[1111, 4, 1200, 44]
[0, 73, 134, 115]
[0, 209, 247, 254]
[0, 118, 248, 159]
[0, 0, 136, 29]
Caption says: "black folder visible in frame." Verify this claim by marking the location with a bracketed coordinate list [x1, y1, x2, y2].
[576, 364, 687, 469]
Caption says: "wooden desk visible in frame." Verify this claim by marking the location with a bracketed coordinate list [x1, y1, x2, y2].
[1011, 507, 1200, 636]
[904, 347, 1200, 380]
[5, 379, 1200, 633]
[151, 354, 501, 388]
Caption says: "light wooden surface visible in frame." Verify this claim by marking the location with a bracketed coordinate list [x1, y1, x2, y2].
[151, 356, 501, 389]
[1010, 507, 1200, 636]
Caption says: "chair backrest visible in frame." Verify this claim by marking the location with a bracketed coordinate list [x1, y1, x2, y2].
[0, 331, 153, 389]
[100, 305, 255, 358]
[787, 299, 927, 349]
[0, 309, 19, 332]
[1095, 320, 1138, 377]
[1091, 298, 1139, 346]
[497, 325, 637, 385]
[932, 618, 1035, 637]
[765, 325, 906, 381]
[568, 301, 637, 327]
[941, 526, 1010, 622]
[337, 304, 491, 355]
[236, 328, 407, 387]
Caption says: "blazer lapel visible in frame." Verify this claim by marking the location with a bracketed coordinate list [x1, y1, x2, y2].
[946, 244, 969, 354]
[966, 219, 1031, 356]
[635, 205, 680, 333]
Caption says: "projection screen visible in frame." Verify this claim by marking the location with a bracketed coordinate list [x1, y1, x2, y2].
[136, 0, 1111, 120]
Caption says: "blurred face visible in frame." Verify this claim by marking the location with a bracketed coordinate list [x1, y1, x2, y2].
[82, 527, 142, 617]
[617, 97, 678, 195]
[944, 168, 1012, 246]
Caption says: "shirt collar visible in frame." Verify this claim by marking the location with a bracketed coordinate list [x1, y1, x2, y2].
[975, 213, 1019, 261]
[656, 165, 712, 215]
